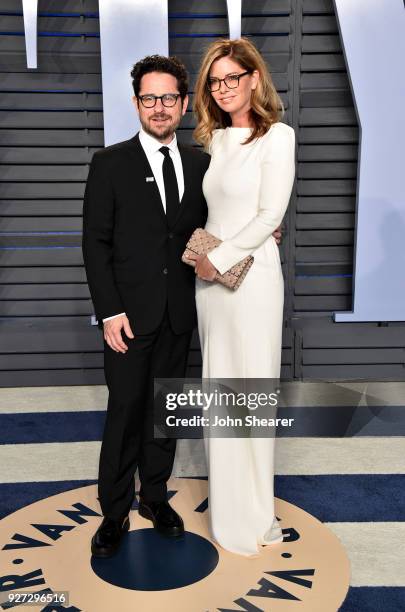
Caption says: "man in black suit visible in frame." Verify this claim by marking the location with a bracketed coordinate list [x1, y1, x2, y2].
[82, 55, 209, 557]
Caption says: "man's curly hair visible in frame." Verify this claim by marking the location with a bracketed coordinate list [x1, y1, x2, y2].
[130, 55, 188, 100]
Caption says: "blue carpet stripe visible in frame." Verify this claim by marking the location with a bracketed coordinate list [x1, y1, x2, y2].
[0, 480, 178, 520]
[1, 475, 404, 523]
[1, 408, 405, 444]
[0, 480, 97, 520]
[275, 474, 405, 523]
[339, 586, 405, 611]
[0, 411, 106, 444]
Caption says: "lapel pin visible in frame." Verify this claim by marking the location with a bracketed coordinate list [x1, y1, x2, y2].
[145, 176, 155, 182]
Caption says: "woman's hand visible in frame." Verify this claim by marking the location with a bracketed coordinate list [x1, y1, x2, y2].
[186, 253, 217, 281]
[186, 226, 282, 278]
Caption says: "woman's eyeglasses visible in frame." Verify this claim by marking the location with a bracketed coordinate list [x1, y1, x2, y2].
[207, 71, 251, 93]
[138, 93, 181, 108]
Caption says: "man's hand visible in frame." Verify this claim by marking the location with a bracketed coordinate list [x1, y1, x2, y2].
[186, 253, 217, 281]
[273, 225, 283, 245]
[103, 314, 134, 353]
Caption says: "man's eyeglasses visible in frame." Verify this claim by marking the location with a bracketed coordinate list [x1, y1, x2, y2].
[138, 93, 181, 108]
[207, 71, 251, 93]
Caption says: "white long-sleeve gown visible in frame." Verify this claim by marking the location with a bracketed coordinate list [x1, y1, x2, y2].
[196, 122, 296, 556]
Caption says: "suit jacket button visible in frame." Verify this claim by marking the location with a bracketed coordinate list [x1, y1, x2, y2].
[168, 233, 174, 239]
[163, 268, 168, 274]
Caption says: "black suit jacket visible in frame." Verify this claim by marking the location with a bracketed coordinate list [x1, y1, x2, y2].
[82, 133, 209, 334]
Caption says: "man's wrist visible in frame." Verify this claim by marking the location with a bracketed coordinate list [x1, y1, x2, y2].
[102, 312, 126, 322]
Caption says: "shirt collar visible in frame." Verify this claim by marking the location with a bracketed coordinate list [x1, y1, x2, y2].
[139, 127, 178, 156]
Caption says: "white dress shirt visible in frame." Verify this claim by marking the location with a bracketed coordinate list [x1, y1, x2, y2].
[102, 128, 184, 322]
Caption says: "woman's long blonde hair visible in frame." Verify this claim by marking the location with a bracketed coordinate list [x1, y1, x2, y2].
[193, 38, 284, 149]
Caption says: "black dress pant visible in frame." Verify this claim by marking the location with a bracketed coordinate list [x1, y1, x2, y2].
[98, 307, 192, 521]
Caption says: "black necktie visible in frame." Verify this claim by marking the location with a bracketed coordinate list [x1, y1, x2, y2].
[159, 146, 179, 225]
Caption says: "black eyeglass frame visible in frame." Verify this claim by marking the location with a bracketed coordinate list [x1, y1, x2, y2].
[138, 93, 181, 108]
[206, 71, 251, 93]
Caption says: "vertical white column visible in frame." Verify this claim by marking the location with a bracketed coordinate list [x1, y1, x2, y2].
[98, 0, 169, 145]
[22, 0, 38, 69]
[226, 0, 242, 39]
[333, 0, 405, 322]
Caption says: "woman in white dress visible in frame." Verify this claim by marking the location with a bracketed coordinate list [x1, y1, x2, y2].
[188, 38, 295, 556]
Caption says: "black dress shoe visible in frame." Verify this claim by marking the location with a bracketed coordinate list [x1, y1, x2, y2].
[91, 515, 130, 558]
[138, 499, 184, 538]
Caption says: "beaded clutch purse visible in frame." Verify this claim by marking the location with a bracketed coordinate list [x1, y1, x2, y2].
[181, 227, 254, 290]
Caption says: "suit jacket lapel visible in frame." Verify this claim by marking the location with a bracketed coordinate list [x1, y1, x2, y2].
[126, 133, 167, 226]
[125, 133, 195, 229]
